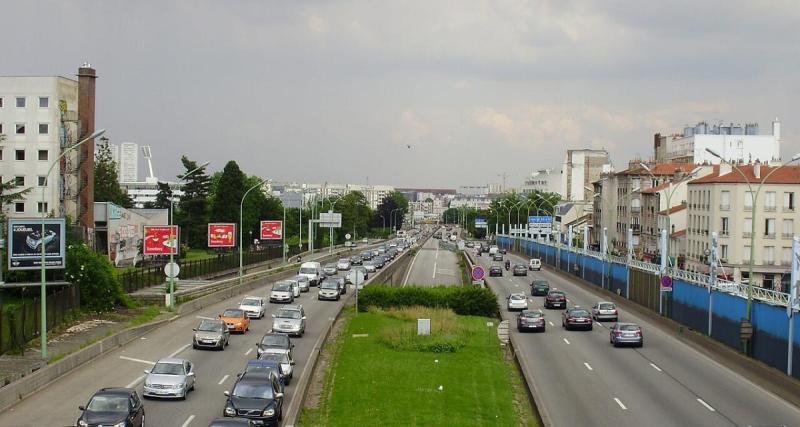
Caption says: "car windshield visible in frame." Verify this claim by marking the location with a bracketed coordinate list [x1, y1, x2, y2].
[241, 298, 261, 306]
[523, 312, 542, 318]
[339, 259, 349, 263]
[222, 309, 244, 318]
[299, 268, 316, 274]
[260, 353, 288, 364]
[550, 292, 565, 297]
[197, 320, 224, 332]
[261, 335, 289, 347]
[275, 309, 302, 319]
[321, 282, 338, 290]
[232, 382, 273, 399]
[515, 264, 525, 268]
[570, 310, 590, 317]
[273, 283, 291, 292]
[599, 303, 615, 310]
[293, 276, 307, 282]
[326, 264, 336, 269]
[86, 395, 130, 412]
[151, 362, 184, 375]
[619, 324, 640, 331]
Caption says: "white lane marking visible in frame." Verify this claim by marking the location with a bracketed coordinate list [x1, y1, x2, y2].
[614, 398, 628, 410]
[650, 363, 663, 372]
[196, 316, 215, 320]
[548, 321, 554, 326]
[432, 261, 437, 279]
[435, 244, 439, 259]
[180, 415, 195, 427]
[402, 242, 424, 287]
[245, 348, 253, 356]
[218, 374, 230, 385]
[563, 338, 570, 345]
[697, 398, 716, 412]
[584, 362, 593, 371]
[119, 356, 155, 365]
[126, 375, 146, 389]
[169, 343, 191, 358]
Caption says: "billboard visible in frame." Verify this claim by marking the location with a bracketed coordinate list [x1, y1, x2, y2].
[319, 212, 342, 228]
[143, 225, 179, 255]
[101, 202, 169, 268]
[475, 216, 488, 228]
[528, 216, 553, 235]
[260, 220, 283, 240]
[8, 218, 66, 270]
[208, 223, 236, 247]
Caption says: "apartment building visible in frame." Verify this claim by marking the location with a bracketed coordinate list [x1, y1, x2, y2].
[685, 163, 800, 290]
[520, 168, 561, 196]
[561, 149, 611, 202]
[654, 119, 781, 164]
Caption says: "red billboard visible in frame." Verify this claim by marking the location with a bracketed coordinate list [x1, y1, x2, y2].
[260, 220, 283, 240]
[143, 225, 179, 255]
[208, 223, 236, 247]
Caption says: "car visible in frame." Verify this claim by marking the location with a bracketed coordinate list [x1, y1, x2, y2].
[208, 417, 257, 427]
[292, 275, 310, 292]
[271, 307, 306, 337]
[220, 308, 250, 333]
[323, 264, 338, 276]
[143, 358, 196, 400]
[507, 293, 528, 311]
[610, 323, 644, 347]
[77, 388, 145, 427]
[350, 265, 369, 281]
[373, 256, 386, 269]
[239, 359, 287, 389]
[298, 262, 323, 286]
[489, 265, 503, 277]
[489, 245, 499, 255]
[318, 280, 341, 301]
[500, 248, 507, 254]
[258, 352, 294, 384]
[517, 310, 546, 332]
[360, 251, 373, 261]
[288, 280, 301, 298]
[562, 307, 593, 330]
[544, 290, 567, 309]
[332, 277, 347, 294]
[512, 264, 527, 276]
[336, 258, 351, 271]
[362, 238, 369, 243]
[269, 281, 294, 304]
[529, 258, 541, 271]
[193, 318, 230, 350]
[592, 301, 619, 322]
[492, 253, 504, 261]
[256, 332, 295, 360]
[530, 280, 550, 296]
[239, 296, 266, 319]
[363, 261, 377, 273]
[223, 372, 284, 425]
[349, 255, 363, 266]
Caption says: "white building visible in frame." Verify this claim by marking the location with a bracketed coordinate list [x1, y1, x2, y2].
[520, 168, 561, 196]
[561, 149, 612, 202]
[119, 142, 138, 183]
[449, 197, 492, 210]
[656, 120, 781, 165]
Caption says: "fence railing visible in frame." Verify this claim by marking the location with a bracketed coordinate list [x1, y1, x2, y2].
[0, 286, 80, 355]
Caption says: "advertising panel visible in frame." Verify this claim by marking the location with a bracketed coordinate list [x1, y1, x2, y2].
[143, 225, 179, 255]
[319, 212, 342, 228]
[260, 220, 283, 240]
[8, 218, 66, 270]
[208, 223, 236, 247]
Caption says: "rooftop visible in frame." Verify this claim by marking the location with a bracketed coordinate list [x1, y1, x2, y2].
[617, 162, 693, 176]
[670, 229, 687, 238]
[689, 164, 800, 185]
[658, 204, 687, 215]
[641, 180, 674, 194]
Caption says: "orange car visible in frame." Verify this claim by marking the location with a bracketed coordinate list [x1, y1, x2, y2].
[219, 308, 250, 333]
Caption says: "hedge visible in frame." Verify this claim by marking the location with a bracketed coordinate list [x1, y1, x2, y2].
[357, 285, 499, 317]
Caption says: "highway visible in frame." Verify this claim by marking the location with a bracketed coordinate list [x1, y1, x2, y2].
[475, 249, 800, 427]
[0, 244, 389, 427]
[402, 229, 462, 286]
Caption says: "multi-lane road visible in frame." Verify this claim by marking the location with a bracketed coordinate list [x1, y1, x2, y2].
[0, 245, 389, 427]
[402, 230, 461, 287]
[475, 250, 800, 427]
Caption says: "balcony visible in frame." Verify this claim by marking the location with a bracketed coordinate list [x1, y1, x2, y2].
[719, 204, 731, 211]
[781, 260, 792, 266]
[783, 233, 794, 239]
[764, 233, 775, 239]
[631, 207, 642, 214]
[764, 206, 777, 212]
[720, 230, 729, 237]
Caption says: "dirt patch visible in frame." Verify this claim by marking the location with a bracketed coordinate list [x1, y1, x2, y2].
[303, 304, 351, 410]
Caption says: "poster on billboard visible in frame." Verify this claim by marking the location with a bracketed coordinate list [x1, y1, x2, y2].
[8, 218, 66, 270]
[208, 223, 236, 247]
[260, 220, 283, 240]
[143, 225, 179, 255]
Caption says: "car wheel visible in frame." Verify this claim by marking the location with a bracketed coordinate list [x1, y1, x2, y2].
[192, 343, 198, 350]
[180, 390, 187, 401]
[318, 296, 322, 300]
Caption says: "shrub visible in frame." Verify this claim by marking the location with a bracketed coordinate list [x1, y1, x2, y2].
[358, 285, 499, 317]
[66, 244, 128, 312]
[371, 306, 471, 353]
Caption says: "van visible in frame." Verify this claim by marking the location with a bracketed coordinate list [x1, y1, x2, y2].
[298, 262, 323, 286]
[529, 258, 541, 271]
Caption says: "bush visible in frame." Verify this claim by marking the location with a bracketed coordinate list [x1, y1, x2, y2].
[66, 244, 129, 312]
[372, 306, 471, 353]
[358, 285, 499, 317]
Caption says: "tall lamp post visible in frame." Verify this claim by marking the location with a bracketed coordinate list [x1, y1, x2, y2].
[239, 178, 266, 286]
[321, 195, 343, 254]
[391, 208, 400, 234]
[39, 129, 105, 359]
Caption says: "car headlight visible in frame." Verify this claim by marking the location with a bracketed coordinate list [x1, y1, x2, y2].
[263, 408, 275, 416]
[78, 420, 88, 427]
[235, 322, 243, 326]
[215, 335, 223, 341]
[225, 405, 236, 416]
[113, 422, 126, 427]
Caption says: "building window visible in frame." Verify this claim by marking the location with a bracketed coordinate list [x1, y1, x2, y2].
[743, 246, 751, 263]
[783, 219, 794, 238]
[15, 123, 25, 134]
[0, 123, 3, 134]
[0, 97, 4, 108]
[743, 218, 752, 237]
[14, 176, 24, 186]
[721, 244, 728, 261]
[765, 191, 776, 211]
[38, 176, 46, 186]
[785, 192, 795, 211]
[783, 247, 792, 266]
[744, 191, 754, 210]
[764, 218, 775, 238]
[38, 150, 48, 161]
[38, 97, 49, 108]
[720, 191, 731, 210]
[14, 202, 24, 213]
[37, 202, 48, 213]
[38, 123, 49, 134]
[15, 149, 25, 160]
[764, 246, 775, 264]
[15, 97, 25, 108]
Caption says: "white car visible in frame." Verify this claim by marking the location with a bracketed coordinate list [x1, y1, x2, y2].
[238, 296, 266, 319]
[363, 262, 377, 273]
[298, 262, 323, 286]
[289, 280, 301, 298]
[529, 258, 541, 271]
[592, 301, 619, 322]
[507, 293, 528, 311]
[270, 281, 294, 303]
[489, 245, 499, 255]
[292, 275, 310, 292]
[336, 258, 351, 271]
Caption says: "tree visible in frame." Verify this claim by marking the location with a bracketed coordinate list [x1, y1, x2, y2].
[210, 161, 246, 224]
[176, 156, 211, 248]
[374, 191, 409, 231]
[144, 182, 173, 209]
[93, 142, 133, 208]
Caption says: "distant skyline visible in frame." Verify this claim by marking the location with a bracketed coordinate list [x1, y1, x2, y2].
[4, 0, 799, 188]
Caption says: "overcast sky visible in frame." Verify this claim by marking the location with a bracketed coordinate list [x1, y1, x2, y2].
[6, 0, 799, 188]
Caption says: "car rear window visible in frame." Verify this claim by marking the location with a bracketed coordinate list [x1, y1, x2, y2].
[510, 294, 526, 300]
[549, 292, 565, 297]
[273, 283, 291, 291]
[299, 268, 316, 274]
[599, 303, 615, 310]
[523, 312, 542, 318]
[570, 310, 590, 317]
[241, 298, 261, 306]
[619, 325, 640, 331]
[275, 309, 301, 319]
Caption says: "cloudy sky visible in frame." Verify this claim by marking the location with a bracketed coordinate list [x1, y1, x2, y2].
[6, 0, 799, 188]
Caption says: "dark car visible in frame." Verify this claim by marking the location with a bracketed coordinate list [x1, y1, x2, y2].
[350, 255, 363, 266]
[517, 310, 546, 332]
[209, 418, 257, 427]
[492, 253, 504, 261]
[500, 248, 507, 254]
[530, 280, 550, 296]
[77, 388, 145, 427]
[256, 332, 294, 358]
[562, 307, 593, 331]
[610, 323, 643, 347]
[360, 251, 373, 261]
[239, 359, 288, 389]
[373, 256, 386, 269]
[512, 264, 527, 276]
[544, 290, 566, 309]
[489, 265, 503, 277]
[223, 373, 284, 425]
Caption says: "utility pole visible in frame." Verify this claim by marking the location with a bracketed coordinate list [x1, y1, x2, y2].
[708, 232, 718, 336]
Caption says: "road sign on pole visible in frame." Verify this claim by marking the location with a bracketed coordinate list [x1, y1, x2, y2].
[472, 265, 486, 282]
[660, 275, 673, 291]
[164, 262, 180, 279]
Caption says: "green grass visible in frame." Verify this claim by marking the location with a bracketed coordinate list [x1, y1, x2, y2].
[183, 249, 217, 261]
[299, 307, 539, 427]
[129, 305, 161, 326]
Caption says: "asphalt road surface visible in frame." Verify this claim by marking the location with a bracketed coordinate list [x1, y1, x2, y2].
[402, 230, 461, 287]
[475, 249, 800, 427]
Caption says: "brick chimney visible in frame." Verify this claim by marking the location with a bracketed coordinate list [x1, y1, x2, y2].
[77, 63, 97, 235]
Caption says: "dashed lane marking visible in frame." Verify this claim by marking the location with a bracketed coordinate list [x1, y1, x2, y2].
[584, 362, 593, 371]
[218, 374, 230, 385]
[126, 375, 146, 389]
[614, 398, 627, 410]
[169, 343, 191, 358]
[697, 398, 716, 412]
[563, 338, 570, 345]
[119, 356, 154, 365]
[650, 363, 662, 372]
[245, 348, 253, 356]
[180, 415, 195, 427]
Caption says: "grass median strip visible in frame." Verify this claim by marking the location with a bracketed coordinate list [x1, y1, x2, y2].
[299, 306, 539, 426]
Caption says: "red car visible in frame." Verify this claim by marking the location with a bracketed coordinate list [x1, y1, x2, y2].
[544, 290, 566, 309]
[562, 307, 593, 331]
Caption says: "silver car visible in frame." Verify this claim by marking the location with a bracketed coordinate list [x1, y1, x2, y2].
[610, 323, 643, 347]
[318, 280, 341, 301]
[323, 264, 338, 276]
[143, 358, 196, 400]
[292, 275, 310, 292]
[270, 281, 294, 303]
[507, 293, 528, 311]
[192, 319, 229, 350]
[363, 261, 377, 273]
[336, 258, 351, 271]
[592, 301, 619, 322]
[271, 306, 306, 337]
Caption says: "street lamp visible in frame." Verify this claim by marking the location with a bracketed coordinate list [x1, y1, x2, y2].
[240, 178, 268, 285]
[704, 149, 800, 322]
[39, 128, 105, 359]
[320, 195, 343, 254]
